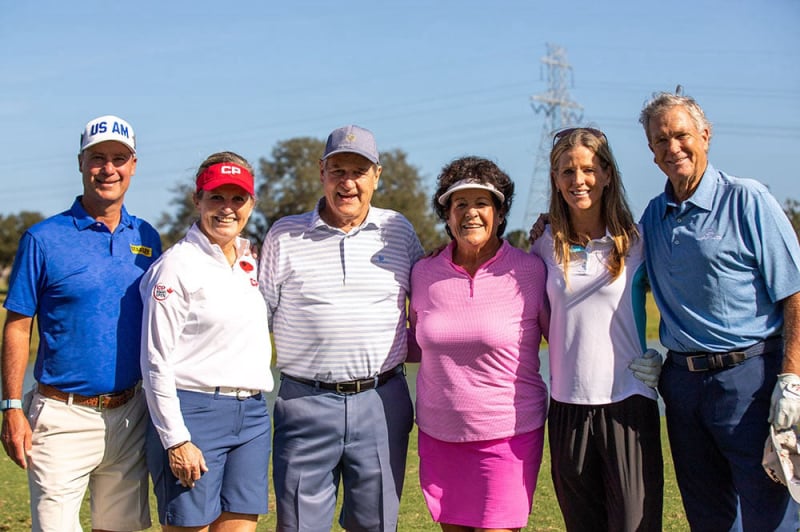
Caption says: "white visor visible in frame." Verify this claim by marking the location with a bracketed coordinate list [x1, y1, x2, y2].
[437, 179, 505, 206]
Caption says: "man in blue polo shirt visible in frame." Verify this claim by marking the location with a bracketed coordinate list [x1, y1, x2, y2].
[1, 115, 161, 531]
[638, 91, 800, 530]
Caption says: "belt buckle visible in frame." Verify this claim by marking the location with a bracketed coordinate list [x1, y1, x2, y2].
[96, 393, 112, 410]
[686, 355, 706, 372]
[335, 380, 362, 394]
[235, 389, 251, 401]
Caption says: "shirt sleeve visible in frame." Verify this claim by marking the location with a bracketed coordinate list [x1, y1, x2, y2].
[139, 259, 192, 449]
[408, 230, 424, 265]
[407, 259, 423, 363]
[534, 255, 551, 342]
[3, 231, 43, 317]
[258, 227, 282, 329]
[746, 187, 800, 303]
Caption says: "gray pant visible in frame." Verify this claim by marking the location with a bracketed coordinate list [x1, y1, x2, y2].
[272, 373, 413, 532]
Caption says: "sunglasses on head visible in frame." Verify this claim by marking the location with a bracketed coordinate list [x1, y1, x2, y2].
[552, 127, 606, 147]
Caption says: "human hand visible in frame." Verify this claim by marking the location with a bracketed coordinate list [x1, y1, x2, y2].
[1, 408, 32, 469]
[528, 213, 550, 244]
[769, 373, 800, 430]
[168, 441, 208, 488]
[629, 349, 662, 388]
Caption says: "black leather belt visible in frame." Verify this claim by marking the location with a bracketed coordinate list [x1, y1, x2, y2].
[282, 365, 405, 394]
[669, 337, 782, 372]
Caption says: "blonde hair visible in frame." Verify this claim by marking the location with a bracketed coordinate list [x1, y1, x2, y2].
[548, 128, 638, 281]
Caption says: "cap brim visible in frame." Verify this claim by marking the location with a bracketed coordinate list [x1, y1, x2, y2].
[198, 177, 254, 196]
[321, 148, 379, 165]
[81, 137, 136, 155]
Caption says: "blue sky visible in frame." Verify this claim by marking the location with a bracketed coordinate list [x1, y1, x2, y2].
[1, 0, 798, 234]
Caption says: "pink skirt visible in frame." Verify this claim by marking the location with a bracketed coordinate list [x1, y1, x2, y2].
[418, 427, 545, 529]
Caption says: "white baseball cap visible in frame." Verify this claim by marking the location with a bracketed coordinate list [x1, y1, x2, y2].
[763, 425, 800, 503]
[80, 115, 136, 154]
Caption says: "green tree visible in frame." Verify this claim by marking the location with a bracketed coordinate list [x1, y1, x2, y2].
[156, 181, 196, 249]
[0, 211, 45, 282]
[257, 137, 325, 232]
[371, 149, 443, 252]
[784, 198, 800, 241]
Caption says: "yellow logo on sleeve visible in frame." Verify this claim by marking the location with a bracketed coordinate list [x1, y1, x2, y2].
[130, 245, 153, 257]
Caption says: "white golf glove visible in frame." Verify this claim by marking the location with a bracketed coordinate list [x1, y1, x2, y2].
[629, 349, 662, 388]
[769, 373, 800, 430]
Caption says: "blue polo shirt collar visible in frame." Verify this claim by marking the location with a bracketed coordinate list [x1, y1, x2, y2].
[659, 164, 716, 218]
[70, 196, 134, 232]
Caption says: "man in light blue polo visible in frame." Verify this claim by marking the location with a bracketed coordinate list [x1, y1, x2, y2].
[1, 115, 161, 531]
[638, 91, 800, 530]
[259, 125, 423, 531]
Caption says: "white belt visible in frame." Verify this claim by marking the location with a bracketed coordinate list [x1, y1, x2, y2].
[180, 386, 261, 399]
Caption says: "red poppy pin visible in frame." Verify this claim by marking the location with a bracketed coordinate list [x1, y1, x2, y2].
[239, 261, 254, 273]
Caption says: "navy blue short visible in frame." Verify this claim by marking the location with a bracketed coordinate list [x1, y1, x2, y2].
[146, 389, 271, 527]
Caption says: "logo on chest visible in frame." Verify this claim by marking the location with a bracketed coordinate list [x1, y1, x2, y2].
[153, 283, 173, 301]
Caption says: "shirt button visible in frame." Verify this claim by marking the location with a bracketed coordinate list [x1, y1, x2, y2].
[673, 239, 680, 245]
[677, 217, 682, 223]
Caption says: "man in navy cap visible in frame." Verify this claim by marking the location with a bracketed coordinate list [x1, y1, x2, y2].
[1, 115, 161, 531]
[260, 125, 423, 531]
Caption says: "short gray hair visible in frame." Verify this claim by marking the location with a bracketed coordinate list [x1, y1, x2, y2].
[639, 91, 713, 143]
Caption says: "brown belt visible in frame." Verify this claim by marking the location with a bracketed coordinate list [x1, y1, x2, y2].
[37, 383, 138, 410]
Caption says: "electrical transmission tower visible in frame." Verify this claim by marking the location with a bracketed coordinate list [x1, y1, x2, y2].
[524, 43, 584, 223]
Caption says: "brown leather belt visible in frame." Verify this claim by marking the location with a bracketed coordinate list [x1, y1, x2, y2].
[282, 365, 405, 394]
[37, 383, 138, 410]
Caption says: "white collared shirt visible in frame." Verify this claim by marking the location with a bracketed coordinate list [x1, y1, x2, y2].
[531, 225, 656, 404]
[140, 223, 273, 448]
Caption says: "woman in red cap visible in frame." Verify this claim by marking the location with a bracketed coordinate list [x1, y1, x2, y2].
[140, 152, 273, 531]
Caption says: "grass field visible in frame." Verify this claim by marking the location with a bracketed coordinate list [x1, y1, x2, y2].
[0, 295, 689, 530]
[0, 421, 687, 531]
